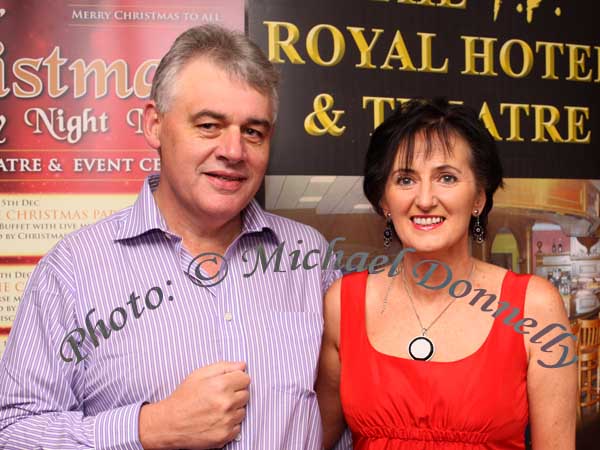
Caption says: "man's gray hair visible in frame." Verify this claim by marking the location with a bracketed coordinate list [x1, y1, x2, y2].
[151, 24, 280, 118]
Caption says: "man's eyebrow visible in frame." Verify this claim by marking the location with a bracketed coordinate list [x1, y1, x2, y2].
[190, 110, 272, 130]
[190, 110, 227, 122]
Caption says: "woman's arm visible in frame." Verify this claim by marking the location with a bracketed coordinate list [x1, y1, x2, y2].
[316, 278, 347, 449]
[525, 276, 577, 450]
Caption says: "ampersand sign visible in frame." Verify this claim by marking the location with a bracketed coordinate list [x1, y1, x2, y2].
[304, 93, 346, 137]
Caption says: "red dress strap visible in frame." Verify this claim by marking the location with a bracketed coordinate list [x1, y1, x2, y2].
[490, 271, 532, 362]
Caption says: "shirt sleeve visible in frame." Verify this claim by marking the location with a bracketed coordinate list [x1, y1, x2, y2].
[333, 428, 353, 449]
[0, 244, 144, 450]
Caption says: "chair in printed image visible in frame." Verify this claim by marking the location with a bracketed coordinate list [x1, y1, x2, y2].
[575, 319, 600, 422]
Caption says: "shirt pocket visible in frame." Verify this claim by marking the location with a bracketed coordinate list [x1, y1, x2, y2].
[248, 309, 323, 396]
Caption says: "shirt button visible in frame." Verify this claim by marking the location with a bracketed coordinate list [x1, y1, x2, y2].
[234, 433, 242, 441]
[224, 312, 233, 321]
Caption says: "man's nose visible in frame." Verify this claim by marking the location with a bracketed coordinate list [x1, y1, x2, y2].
[215, 127, 245, 162]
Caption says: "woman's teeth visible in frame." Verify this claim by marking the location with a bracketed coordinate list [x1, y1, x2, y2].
[412, 217, 444, 225]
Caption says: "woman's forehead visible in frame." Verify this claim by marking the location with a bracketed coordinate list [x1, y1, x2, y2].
[393, 130, 471, 168]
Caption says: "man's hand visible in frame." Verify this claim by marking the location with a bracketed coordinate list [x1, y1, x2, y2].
[139, 361, 250, 449]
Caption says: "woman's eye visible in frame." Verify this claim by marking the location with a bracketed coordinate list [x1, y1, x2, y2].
[396, 176, 414, 185]
[440, 174, 457, 183]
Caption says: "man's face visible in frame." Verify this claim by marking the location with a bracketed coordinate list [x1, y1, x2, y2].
[145, 57, 273, 225]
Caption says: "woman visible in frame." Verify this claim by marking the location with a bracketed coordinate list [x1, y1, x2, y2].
[316, 98, 576, 449]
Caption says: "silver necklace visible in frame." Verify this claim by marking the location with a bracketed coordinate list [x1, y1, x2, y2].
[381, 260, 475, 361]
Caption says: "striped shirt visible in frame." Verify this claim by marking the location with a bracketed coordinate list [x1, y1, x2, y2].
[0, 174, 349, 450]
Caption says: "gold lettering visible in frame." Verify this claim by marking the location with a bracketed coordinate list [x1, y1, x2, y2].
[596, 47, 600, 82]
[397, 0, 436, 5]
[347, 27, 384, 69]
[381, 31, 417, 71]
[363, 96, 395, 128]
[499, 39, 533, 78]
[535, 41, 564, 80]
[0, 42, 10, 97]
[478, 101, 502, 141]
[12, 57, 43, 98]
[564, 106, 591, 143]
[461, 36, 498, 76]
[418, 32, 449, 73]
[532, 105, 564, 142]
[306, 24, 346, 67]
[264, 21, 306, 64]
[43, 47, 68, 98]
[396, 0, 466, 7]
[437, 0, 467, 7]
[133, 59, 159, 99]
[566, 44, 592, 81]
[69, 59, 132, 98]
[500, 103, 530, 142]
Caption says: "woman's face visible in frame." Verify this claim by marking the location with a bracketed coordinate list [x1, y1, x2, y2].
[380, 131, 486, 254]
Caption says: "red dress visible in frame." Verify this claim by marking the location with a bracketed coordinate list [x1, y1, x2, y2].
[339, 270, 530, 450]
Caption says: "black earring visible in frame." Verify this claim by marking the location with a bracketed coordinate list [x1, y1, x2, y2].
[384, 212, 393, 248]
[472, 209, 484, 243]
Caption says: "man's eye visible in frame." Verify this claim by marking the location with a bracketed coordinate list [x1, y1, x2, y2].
[244, 127, 264, 141]
[198, 123, 217, 130]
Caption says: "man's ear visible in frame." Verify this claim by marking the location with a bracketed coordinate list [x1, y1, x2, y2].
[143, 102, 162, 150]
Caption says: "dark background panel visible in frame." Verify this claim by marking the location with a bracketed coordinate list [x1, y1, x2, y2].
[248, 0, 600, 178]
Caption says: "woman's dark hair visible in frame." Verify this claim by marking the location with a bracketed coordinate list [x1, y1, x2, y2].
[363, 97, 504, 240]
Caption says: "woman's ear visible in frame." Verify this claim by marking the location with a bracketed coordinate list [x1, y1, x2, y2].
[474, 188, 486, 214]
[380, 197, 390, 215]
[143, 102, 162, 151]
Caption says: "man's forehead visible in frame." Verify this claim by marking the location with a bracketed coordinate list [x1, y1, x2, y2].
[168, 56, 272, 117]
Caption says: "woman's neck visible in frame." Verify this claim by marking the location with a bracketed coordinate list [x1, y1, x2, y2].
[400, 250, 476, 303]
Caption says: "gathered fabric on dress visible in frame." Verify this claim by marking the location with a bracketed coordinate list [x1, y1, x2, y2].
[339, 270, 530, 450]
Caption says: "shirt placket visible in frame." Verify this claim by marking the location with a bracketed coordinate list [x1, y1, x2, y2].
[219, 236, 251, 448]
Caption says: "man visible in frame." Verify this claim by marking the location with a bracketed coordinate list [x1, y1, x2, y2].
[0, 25, 349, 449]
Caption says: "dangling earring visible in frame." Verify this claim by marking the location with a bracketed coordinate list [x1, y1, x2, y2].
[472, 209, 484, 243]
[384, 212, 393, 248]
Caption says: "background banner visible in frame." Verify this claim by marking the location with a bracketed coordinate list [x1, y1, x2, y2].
[0, 0, 244, 354]
[248, 0, 599, 178]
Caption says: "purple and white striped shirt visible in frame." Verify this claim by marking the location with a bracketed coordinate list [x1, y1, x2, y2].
[0, 174, 349, 450]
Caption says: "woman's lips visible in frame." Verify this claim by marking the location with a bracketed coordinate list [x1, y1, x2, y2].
[411, 216, 445, 231]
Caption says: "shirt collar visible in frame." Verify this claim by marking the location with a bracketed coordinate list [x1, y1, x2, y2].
[115, 174, 280, 243]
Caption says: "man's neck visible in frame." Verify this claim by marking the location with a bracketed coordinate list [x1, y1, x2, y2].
[152, 189, 244, 257]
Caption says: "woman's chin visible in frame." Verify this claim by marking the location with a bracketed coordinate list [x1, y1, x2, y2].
[403, 240, 450, 255]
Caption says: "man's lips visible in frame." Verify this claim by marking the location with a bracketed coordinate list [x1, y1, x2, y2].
[411, 215, 445, 230]
[204, 171, 247, 181]
[204, 171, 247, 191]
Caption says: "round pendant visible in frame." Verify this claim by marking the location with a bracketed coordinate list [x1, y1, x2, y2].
[408, 336, 435, 361]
